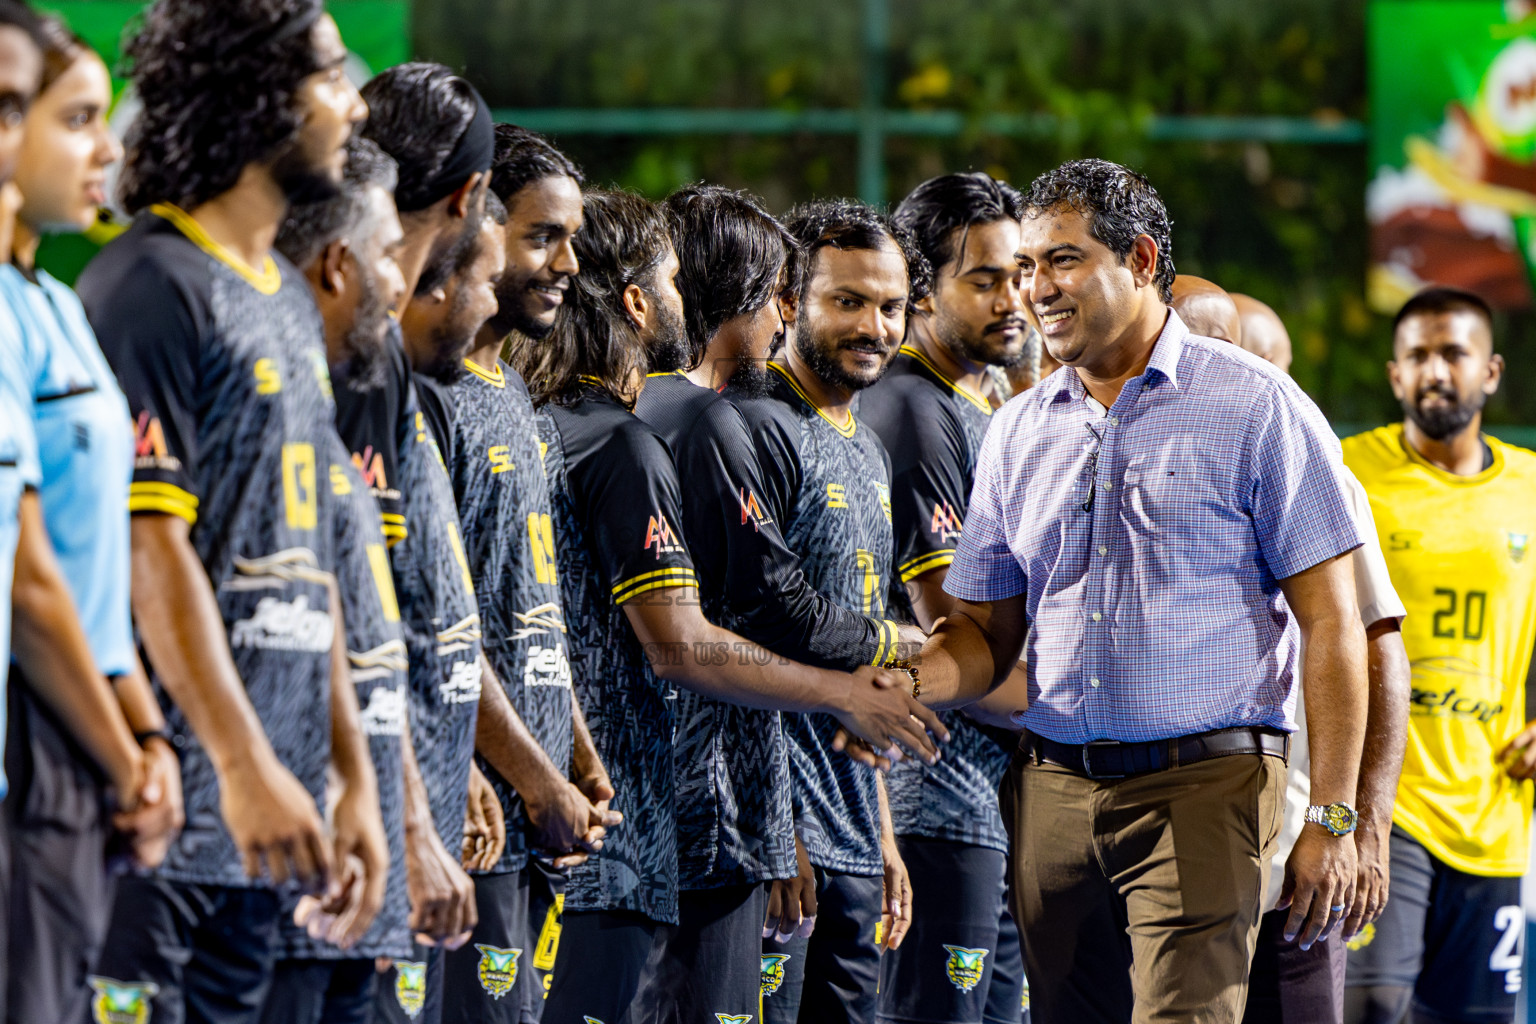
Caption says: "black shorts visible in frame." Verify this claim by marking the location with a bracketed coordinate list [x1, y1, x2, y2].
[90, 873, 281, 1024]
[542, 908, 661, 1024]
[373, 944, 446, 1024]
[1345, 825, 1522, 1023]
[442, 863, 566, 1024]
[1243, 906, 1344, 1024]
[257, 958, 375, 1024]
[5, 672, 116, 1024]
[762, 867, 883, 1024]
[877, 837, 1015, 1024]
[632, 881, 767, 1023]
[984, 905, 1029, 1024]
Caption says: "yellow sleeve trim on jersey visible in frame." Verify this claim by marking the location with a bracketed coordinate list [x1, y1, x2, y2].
[381, 513, 408, 548]
[899, 549, 956, 582]
[871, 618, 901, 666]
[128, 482, 199, 522]
[614, 571, 699, 604]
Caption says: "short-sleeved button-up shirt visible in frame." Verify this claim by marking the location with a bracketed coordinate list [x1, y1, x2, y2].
[945, 312, 1361, 744]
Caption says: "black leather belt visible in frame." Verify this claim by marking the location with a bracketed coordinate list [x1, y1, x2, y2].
[1022, 726, 1289, 781]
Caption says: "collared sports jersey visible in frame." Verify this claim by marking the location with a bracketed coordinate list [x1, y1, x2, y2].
[332, 336, 410, 550]
[78, 207, 338, 887]
[335, 336, 484, 852]
[729, 361, 894, 876]
[0, 300, 30, 800]
[1, 264, 135, 678]
[635, 371, 898, 889]
[1344, 423, 1536, 877]
[860, 346, 1015, 854]
[445, 357, 574, 873]
[279, 437, 411, 960]
[539, 382, 700, 925]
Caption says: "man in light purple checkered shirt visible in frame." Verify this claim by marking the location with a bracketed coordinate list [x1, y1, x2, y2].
[905, 160, 1370, 1023]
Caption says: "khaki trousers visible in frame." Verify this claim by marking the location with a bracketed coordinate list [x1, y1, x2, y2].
[1000, 748, 1285, 1024]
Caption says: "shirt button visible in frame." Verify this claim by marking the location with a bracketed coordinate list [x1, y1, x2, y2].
[1104, 482, 1113, 491]
[1090, 677, 1101, 688]
[1098, 545, 1108, 555]
[1110, 416, 1120, 426]
[1091, 612, 1102, 621]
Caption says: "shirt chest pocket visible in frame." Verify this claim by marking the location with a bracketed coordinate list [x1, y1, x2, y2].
[1119, 436, 1236, 544]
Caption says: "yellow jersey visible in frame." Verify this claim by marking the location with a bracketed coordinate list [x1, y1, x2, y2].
[1343, 424, 1536, 876]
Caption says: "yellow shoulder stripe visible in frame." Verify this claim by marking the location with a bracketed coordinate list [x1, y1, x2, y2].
[899, 549, 956, 581]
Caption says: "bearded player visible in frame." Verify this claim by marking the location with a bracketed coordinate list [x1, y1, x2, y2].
[1343, 286, 1536, 1024]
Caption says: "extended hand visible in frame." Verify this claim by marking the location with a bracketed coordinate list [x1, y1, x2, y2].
[764, 837, 817, 943]
[880, 838, 913, 950]
[1496, 719, 1536, 781]
[1344, 819, 1390, 941]
[830, 665, 949, 765]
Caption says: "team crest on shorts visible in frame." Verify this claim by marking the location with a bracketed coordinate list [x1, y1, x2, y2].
[1510, 531, 1530, 563]
[943, 945, 990, 992]
[475, 944, 521, 999]
[583, 1018, 605, 1024]
[761, 953, 791, 996]
[394, 961, 428, 1018]
[715, 1016, 754, 1023]
[88, 977, 159, 1024]
[1346, 922, 1376, 952]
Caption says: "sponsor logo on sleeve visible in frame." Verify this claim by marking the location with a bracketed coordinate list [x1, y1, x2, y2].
[738, 487, 773, 531]
[1508, 530, 1529, 563]
[132, 412, 179, 472]
[644, 513, 684, 558]
[358, 684, 407, 736]
[930, 500, 963, 543]
[439, 659, 483, 705]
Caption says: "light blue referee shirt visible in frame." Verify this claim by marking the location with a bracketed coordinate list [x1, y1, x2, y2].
[945, 311, 1362, 744]
[1, 264, 135, 678]
[0, 295, 37, 799]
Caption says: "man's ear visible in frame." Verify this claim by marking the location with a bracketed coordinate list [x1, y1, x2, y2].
[449, 172, 486, 220]
[1386, 359, 1405, 402]
[622, 282, 650, 331]
[1486, 352, 1506, 396]
[319, 239, 350, 298]
[777, 290, 800, 327]
[1129, 234, 1159, 291]
[912, 290, 936, 317]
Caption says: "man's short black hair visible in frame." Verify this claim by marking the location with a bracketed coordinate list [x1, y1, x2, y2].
[117, 0, 325, 213]
[488, 123, 583, 204]
[1023, 158, 1176, 303]
[664, 183, 794, 368]
[361, 61, 481, 212]
[893, 171, 1024, 274]
[781, 198, 931, 305]
[1392, 285, 1495, 344]
[276, 136, 397, 270]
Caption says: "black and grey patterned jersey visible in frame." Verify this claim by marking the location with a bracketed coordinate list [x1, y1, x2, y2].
[333, 339, 411, 548]
[728, 362, 894, 876]
[539, 382, 698, 925]
[445, 358, 573, 873]
[79, 206, 337, 888]
[279, 436, 411, 960]
[859, 346, 1014, 853]
[634, 372, 900, 889]
[336, 340, 484, 852]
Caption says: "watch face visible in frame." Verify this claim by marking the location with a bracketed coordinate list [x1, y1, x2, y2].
[1324, 804, 1357, 835]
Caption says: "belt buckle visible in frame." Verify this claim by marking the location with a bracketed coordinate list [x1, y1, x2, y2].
[1082, 739, 1126, 780]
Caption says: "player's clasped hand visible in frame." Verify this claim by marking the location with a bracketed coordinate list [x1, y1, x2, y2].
[1277, 826, 1358, 951]
[1495, 719, 1536, 780]
[526, 774, 623, 869]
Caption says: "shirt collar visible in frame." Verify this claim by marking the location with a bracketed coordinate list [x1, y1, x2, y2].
[1042, 307, 1188, 407]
